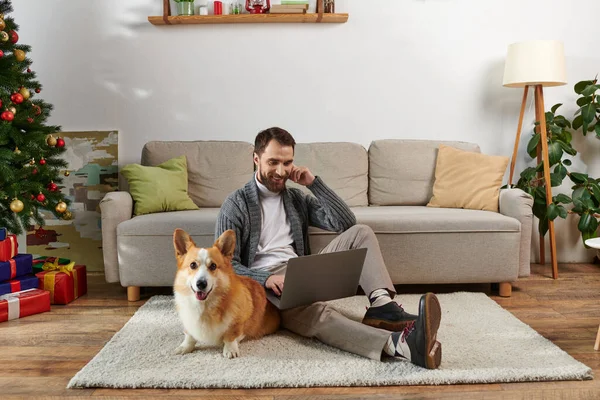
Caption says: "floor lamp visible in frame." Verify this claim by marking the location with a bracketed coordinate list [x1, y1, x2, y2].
[502, 40, 567, 280]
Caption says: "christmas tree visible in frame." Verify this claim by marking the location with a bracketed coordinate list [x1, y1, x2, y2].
[0, 0, 69, 235]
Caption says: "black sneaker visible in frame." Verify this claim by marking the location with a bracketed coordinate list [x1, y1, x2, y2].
[403, 292, 442, 369]
[362, 301, 418, 331]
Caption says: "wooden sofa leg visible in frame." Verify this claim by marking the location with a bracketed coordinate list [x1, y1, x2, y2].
[127, 286, 140, 302]
[498, 282, 512, 297]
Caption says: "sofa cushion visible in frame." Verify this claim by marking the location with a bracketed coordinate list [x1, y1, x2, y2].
[121, 156, 199, 216]
[427, 145, 509, 212]
[307, 206, 520, 235]
[287, 142, 368, 207]
[117, 209, 220, 236]
[142, 141, 254, 207]
[368, 140, 480, 206]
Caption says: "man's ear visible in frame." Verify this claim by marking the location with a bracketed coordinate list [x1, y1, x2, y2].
[214, 230, 236, 258]
[173, 229, 195, 257]
[253, 152, 259, 168]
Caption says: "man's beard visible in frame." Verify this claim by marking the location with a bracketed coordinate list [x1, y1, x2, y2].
[259, 170, 288, 193]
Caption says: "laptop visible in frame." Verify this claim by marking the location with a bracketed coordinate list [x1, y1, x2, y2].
[265, 248, 367, 310]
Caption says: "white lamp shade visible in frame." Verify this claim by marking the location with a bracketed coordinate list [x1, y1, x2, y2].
[502, 40, 567, 88]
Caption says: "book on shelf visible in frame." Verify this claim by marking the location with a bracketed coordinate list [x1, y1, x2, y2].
[270, 8, 307, 14]
[271, 4, 309, 10]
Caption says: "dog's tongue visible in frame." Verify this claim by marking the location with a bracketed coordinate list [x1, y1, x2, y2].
[196, 291, 209, 301]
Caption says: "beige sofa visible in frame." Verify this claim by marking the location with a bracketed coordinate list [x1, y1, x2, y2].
[100, 139, 533, 301]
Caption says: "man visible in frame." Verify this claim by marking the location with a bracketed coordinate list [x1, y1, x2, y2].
[215, 127, 442, 369]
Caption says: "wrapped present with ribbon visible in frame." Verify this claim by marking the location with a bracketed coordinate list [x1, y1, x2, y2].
[0, 234, 18, 262]
[0, 228, 6, 241]
[0, 288, 51, 322]
[35, 258, 87, 304]
[0, 274, 39, 296]
[32, 256, 72, 274]
[0, 254, 33, 281]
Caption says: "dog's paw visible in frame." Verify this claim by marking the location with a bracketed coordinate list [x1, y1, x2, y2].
[223, 342, 240, 359]
[174, 343, 195, 355]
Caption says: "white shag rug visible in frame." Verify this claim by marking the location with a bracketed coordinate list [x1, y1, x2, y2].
[68, 293, 592, 389]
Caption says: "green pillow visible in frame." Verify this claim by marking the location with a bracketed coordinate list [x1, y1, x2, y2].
[121, 155, 199, 215]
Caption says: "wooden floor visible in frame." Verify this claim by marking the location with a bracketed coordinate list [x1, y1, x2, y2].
[2, 263, 600, 399]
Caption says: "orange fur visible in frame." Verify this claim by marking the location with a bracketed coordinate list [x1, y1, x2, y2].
[172, 228, 280, 358]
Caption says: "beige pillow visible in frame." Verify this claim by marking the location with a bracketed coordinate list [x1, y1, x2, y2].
[427, 145, 509, 212]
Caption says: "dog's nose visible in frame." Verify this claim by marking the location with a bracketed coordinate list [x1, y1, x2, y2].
[196, 278, 207, 290]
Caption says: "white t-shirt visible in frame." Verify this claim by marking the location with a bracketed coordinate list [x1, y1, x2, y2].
[251, 173, 297, 272]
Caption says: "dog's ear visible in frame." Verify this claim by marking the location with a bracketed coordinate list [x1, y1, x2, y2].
[215, 229, 236, 258]
[173, 229, 195, 257]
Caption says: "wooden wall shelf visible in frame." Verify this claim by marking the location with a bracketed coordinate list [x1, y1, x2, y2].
[148, 13, 348, 25]
[150, 0, 347, 25]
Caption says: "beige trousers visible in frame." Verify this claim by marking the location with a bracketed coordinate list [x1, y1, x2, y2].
[279, 224, 396, 360]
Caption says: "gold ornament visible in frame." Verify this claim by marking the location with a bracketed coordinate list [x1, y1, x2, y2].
[14, 147, 21, 154]
[64, 171, 70, 177]
[0, 19, 5, 31]
[0, 31, 8, 42]
[8, 106, 16, 114]
[47, 135, 57, 147]
[0, 13, 4, 19]
[55, 202, 67, 213]
[19, 87, 30, 100]
[14, 50, 25, 62]
[10, 198, 24, 213]
[29, 211, 34, 216]
[29, 158, 35, 166]
[62, 210, 73, 220]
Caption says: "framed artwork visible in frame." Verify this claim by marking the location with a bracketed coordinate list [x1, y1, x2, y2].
[27, 131, 118, 272]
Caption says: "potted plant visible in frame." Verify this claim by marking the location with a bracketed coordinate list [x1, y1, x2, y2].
[174, 0, 195, 16]
[513, 77, 600, 246]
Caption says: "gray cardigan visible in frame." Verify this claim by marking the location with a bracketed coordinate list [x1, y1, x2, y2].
[215, 175, 356, 286]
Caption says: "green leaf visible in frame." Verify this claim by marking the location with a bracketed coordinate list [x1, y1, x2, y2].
[575, 80, 594, 94]
[578, 212, 599, 233]
[582, 103, 595, 125]
[554, 164, 568, 179]
[581, 84, 600, 96]
[582, 230, 597, 244]
[527, 134, 541, 158]
[591, 183, 600, 203]
[571, 172, 589, 185]
[535, 187, 548, 204]
[550, 125, 562, 135]
[547, 203, 559, 220]
[520, 167, 537, 181]
[573, 115, 583, 131]
[563, 159, 572, 166]
[550, 173, 563, 186]
[558, 205, 568, 219]
[577, 96, 593, 107]
[545, 111, 554, 124]
[551, 103, 562, 114]
[548, 141, 563, 166]
[539, 216, 549, 236]
[556, 140, 577, 156]
[555, 193, 572, 204]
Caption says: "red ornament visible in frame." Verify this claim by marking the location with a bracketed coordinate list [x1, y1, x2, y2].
[1, 111, 14, 121]
[10, 93, 24, 104]
[27, 68, 31, 73]
[32, 168, 38, 175]
[39, 158, 46, 165]
[0, 50, 3, 58]
[33, 105, 41, 115]
[27, 117, 33, 123]
[0, 100, 2, 108]
[36, 193, 45, 202]
[245, 0, 270, 13]
[30, 194, 35, 200]
[56, 138, 65, 148]
[47, 182, 58, 191]
[9, 30, 18, 44]
[35, 88, 41, 93]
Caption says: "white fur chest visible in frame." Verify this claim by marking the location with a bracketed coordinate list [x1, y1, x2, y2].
[174, 292, 232, 346]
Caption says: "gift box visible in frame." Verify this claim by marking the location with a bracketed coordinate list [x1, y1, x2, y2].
[32, 256, 71, 274]
[0, 234, 18, 262]
[0, 288, 51, 322]
[0, 228, 6, 241]
[0, 274, 39, 296]
[35, 261, 87, 305]
[0, 254, 33, 281]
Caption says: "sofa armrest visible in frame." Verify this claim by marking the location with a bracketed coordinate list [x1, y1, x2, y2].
[100, 191, 133, 283]
[499, 188, 533, 277]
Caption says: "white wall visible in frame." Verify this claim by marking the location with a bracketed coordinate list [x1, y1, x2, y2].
[12, 0, 600, 263]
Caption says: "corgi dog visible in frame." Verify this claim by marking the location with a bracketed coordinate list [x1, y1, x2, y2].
[172, 228, 280, 358]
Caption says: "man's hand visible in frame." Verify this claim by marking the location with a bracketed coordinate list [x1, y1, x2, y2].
[265, 274, 285, 296]
[290, 164, 315, 186]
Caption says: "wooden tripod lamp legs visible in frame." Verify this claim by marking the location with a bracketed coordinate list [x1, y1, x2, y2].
[508, 85, 558, 280]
